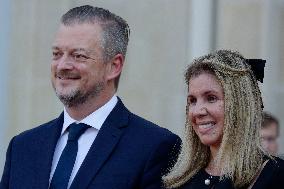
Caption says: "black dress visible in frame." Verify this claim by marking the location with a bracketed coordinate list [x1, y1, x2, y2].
[179, 157, 284, 189]
[178, 168, 234, 189]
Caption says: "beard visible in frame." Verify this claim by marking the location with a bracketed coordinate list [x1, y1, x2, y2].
[54, 81, 105, 108]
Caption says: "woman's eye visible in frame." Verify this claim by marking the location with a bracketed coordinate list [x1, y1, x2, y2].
[207, 95, 217, 102]
[187, 97, 196, 105]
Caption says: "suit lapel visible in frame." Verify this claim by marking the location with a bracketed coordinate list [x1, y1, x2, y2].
[70, 99, 129, 189]
[33, 113, 64, 188]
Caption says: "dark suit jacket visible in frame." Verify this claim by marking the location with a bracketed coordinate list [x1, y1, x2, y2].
[0, 99, 180, 189]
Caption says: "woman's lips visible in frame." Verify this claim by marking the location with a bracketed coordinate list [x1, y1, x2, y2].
[197, 122, 215, 134]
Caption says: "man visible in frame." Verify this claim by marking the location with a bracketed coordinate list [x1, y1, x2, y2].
[260, 111, 279, 156]
[0, 5, 180, 189]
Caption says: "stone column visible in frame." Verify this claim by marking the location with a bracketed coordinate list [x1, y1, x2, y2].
[261, 0, 284, 154]
[0, 0, 11, 174]
[188, 0, 217, 60]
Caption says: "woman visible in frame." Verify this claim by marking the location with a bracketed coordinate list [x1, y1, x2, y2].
[163, 50, 284, 189]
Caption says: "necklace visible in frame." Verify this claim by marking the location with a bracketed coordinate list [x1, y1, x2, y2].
[204, 175, 213, 185]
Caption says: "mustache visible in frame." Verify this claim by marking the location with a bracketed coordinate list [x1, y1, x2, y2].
[55, 71, 81, 79]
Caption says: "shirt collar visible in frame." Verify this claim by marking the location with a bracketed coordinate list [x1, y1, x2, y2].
[61, 95, 118, 135]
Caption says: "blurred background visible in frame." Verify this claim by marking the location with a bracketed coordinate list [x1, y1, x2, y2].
[1, 0, 284, 173]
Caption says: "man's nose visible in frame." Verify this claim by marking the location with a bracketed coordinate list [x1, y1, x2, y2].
[56, 55, 74, 70]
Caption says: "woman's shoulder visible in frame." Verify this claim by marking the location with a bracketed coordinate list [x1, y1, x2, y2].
[260, 156, 284, 178]
[267, 156, 284, 183]
[253, 156, 284, 188]
[268, 156, 284, 170]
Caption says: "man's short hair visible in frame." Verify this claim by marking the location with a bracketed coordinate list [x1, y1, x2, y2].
[61, 5, 130, 60]
[262, 111, 279, 135]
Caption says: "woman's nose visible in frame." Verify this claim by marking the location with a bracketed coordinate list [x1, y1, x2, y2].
[191, 103, 208, 117]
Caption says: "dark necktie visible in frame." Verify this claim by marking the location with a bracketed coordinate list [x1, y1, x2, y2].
[50, 123, 90, 189]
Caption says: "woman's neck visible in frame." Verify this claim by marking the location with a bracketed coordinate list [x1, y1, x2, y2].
[205, 145, 221, 176]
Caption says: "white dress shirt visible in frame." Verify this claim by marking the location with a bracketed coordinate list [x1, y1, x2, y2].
[49, 95, 118, 188]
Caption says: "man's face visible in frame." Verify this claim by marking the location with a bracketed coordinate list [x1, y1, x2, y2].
[260, 123, 279, 155]
[51, 23, 109, 107]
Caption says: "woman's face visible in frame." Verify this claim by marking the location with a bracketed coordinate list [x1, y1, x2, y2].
[187, 72, 225, 148]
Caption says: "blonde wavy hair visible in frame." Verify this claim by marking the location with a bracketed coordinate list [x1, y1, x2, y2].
[163, 50, 265, 188]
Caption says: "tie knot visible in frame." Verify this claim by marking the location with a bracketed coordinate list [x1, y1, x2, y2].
[68, 123, 90, 141]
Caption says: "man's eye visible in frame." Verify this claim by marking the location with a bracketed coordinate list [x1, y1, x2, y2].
[262, 136, 277, 142]
[73, 53, 88, 61]
[208, 95, 217, 102]
[52, 51, 62, 59]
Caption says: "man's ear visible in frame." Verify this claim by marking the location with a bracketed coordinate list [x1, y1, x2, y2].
[106, 54, 124, 81]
